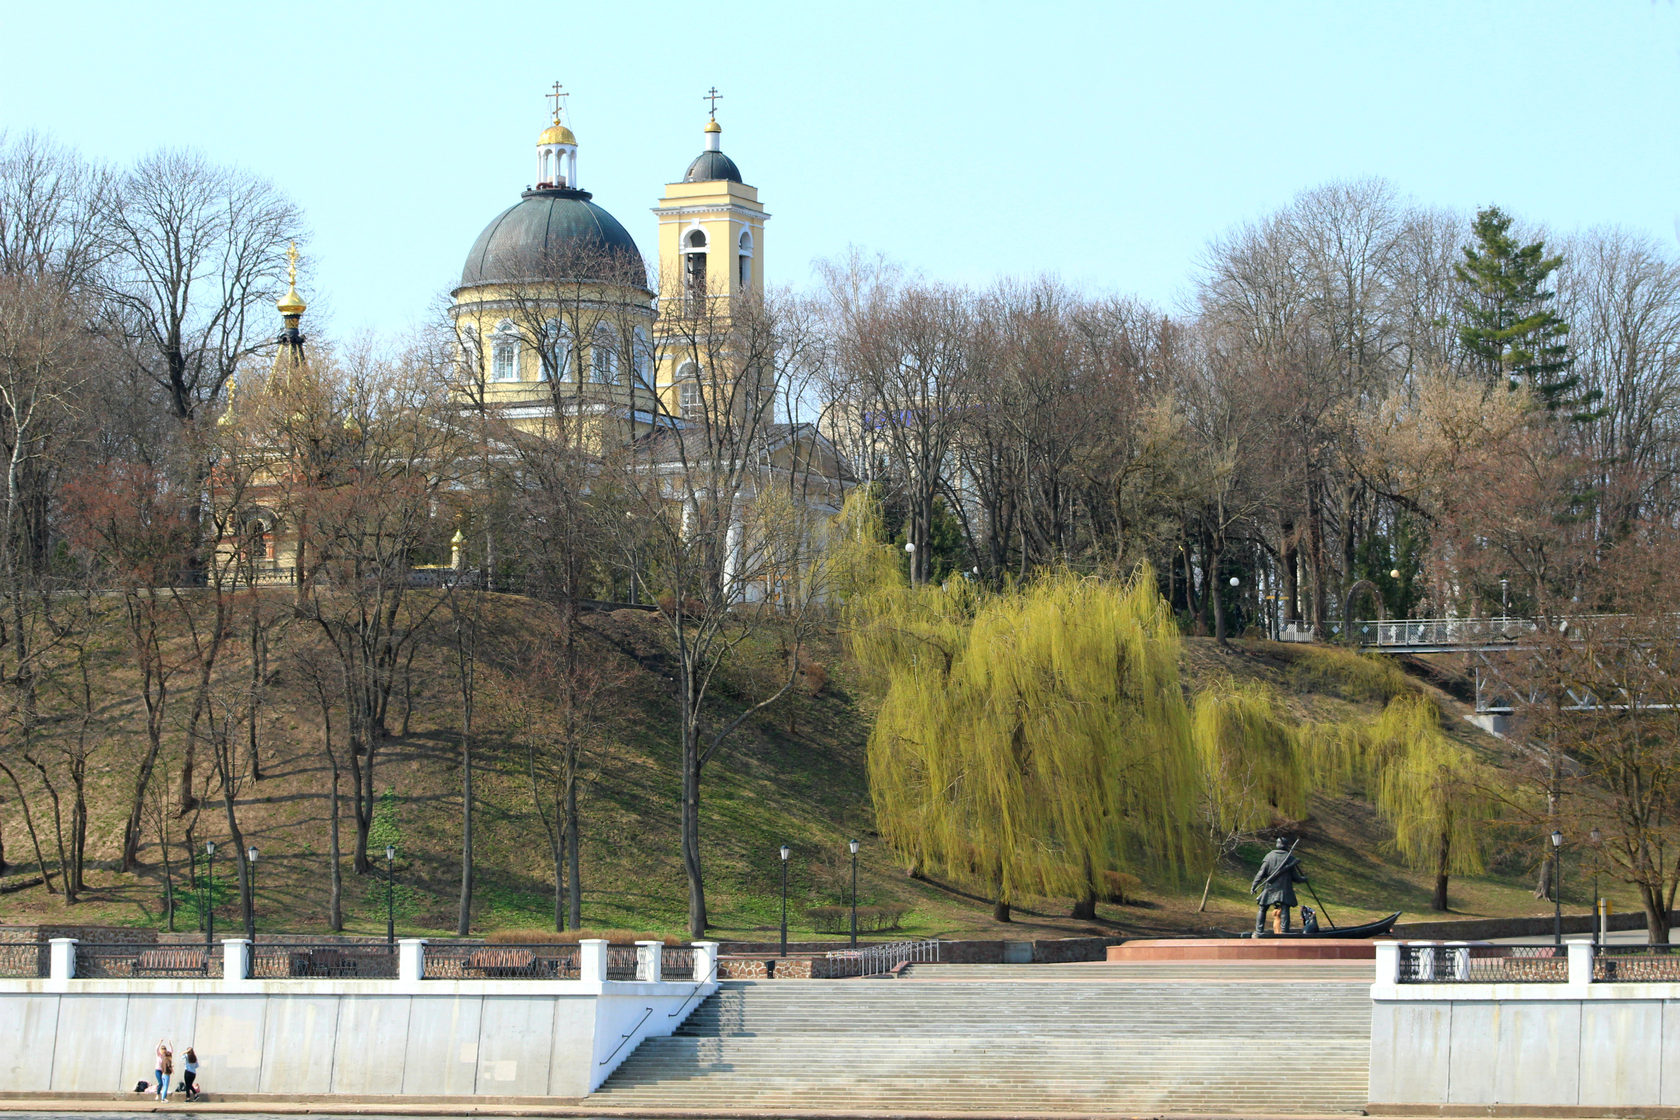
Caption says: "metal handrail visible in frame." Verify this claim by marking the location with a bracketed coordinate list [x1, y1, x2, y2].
[598, 1006, 654, 1067]
[824, 938, 941, 978]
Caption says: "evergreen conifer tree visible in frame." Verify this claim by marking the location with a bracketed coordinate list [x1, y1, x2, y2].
[1455, 205, 1597, 418]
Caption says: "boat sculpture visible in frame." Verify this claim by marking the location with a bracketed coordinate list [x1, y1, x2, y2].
[1227, 911, 1402, 939]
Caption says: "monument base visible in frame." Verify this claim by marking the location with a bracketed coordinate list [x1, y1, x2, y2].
[1108, 937, 1378, 961]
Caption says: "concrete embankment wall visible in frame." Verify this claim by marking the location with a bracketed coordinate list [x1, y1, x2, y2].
[1369, 942, 1680, 1113]
[0, 981, 706, 1098]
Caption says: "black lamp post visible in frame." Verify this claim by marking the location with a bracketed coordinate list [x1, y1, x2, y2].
[779, 845, 791, 957]
[385, 844, 397, 950]
[1590, 828, 1602, 947]
[204, 841, 216, 950]
[245, 845, 258, 937]
[849, 839, 860, 950]
[1551, 829, 1564, 947]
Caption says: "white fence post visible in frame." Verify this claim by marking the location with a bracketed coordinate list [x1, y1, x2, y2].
[1373, 940, 1400, 985]
[579, 938, 609, 983]
[636, 940, 663, 982]
[1568, 939, 1594, 989]
[692, 941, 719, 982]
[48, 937, 77, 985]
[398, 938, 427, 983]
[222, 938, 251, 984]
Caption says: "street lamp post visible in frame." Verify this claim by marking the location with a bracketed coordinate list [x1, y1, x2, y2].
[848, 840, 860, 950]
[1590, 828, 1602, 947]
[779, 845, 791, 957]
[204, 841, 216, 951]
[1501, 578, 1509, 620]
[1551, 829, 1564, 947]
[385, 845, 397, 950]
[245, 845, 258, 937]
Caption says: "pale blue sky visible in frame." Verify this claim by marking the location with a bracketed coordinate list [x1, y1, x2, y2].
[4, 1, 1676, 339]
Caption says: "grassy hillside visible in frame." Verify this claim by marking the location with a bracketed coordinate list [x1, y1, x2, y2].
[0, 593, 1599, 940]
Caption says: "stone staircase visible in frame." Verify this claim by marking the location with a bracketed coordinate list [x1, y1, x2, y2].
[594, 967, 1372, 1114]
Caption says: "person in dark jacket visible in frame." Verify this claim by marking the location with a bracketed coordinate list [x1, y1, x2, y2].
[1251, 839, 1307, 935]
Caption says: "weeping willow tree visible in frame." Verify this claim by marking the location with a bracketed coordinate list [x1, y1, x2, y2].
[1190, 681, 1312, 910]
[1365, 695, 1495, 912]
[857, 563, 1203, 920]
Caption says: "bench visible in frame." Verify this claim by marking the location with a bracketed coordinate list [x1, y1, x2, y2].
[134, 948, 209, 976]
[464, 947, 540, 978]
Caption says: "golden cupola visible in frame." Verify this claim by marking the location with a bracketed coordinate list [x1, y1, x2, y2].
[536, 81, 578, 189]
[276, 243, 307, 322]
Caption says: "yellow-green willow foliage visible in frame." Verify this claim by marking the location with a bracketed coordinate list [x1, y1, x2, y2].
[862, 567, 1203, 911]
[1191, 681, 1309, 847]
[1367, 694, 1495, 910]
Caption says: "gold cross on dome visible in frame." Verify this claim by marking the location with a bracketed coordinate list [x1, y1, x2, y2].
[548, 81, 568, 123]
[703, 86, 722, 119]
[285, 242, 300, 285]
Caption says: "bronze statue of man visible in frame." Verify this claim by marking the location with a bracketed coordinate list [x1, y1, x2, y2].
[1251, 838, 1306, 935]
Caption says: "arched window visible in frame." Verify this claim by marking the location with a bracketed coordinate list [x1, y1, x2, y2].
[632, 327, 652, 388]
[591, 327, 618, 384]
[738, 229, 753, 288]
[677, 361, 703, 412]
[459, 324, 482, 378]
[492, 319, 520, 381]
[542, 318, 572, 380]
[683, 228, 708, 304]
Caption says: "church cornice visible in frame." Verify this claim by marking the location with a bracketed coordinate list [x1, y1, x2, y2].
[652, 204, 770, 224]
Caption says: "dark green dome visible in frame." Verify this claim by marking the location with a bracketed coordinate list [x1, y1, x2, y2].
[684, 150, 742, 184]
[458, 187, 646, 289]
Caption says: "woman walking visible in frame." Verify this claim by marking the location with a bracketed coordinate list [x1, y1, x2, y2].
[154, 1040, 173, 1101]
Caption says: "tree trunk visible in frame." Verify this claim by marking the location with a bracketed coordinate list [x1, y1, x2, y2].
[1432, 825, 1451, 911]
[992, 899, 1012, 922]
[1070, 891, 1097, 920]
[682, 721, 707, 938]
[457, 730, 473, 937]
[1642, 885, 1672, 946]
[565, 759, 582, 930]
[327, 757, 343, 932]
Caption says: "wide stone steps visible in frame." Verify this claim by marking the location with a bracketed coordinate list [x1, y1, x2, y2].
[594, 975, 1372, 1114]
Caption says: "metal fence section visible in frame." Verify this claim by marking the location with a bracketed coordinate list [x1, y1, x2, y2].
[661, 946, 695, 981]
[606, 945, 640, 981]
[0, 942, 46, 978]
[75, 943, 222, 979]
[823, 938, 942, 978]
[249, 942, 397, 979]
[420, 942, 580, 980]
[1398, 943, 1566, 984]
[1595, 944, 1680, 982]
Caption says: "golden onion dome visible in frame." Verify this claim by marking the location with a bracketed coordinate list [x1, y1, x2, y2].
[703, 119, 721, 134]
[276, 283, 306, 317]
[539, 122, 578, 146]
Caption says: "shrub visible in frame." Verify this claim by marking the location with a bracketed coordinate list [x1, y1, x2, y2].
[803, 903, 911, 934]
[800, 660, 828, 696]
[1101, 870, 1143, 905]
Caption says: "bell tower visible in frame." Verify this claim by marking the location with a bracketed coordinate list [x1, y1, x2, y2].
[652, 90, 769, 417]
[654, 91, 767, 308]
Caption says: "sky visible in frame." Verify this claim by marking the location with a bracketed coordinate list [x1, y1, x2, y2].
[3, 0, 1676, 341]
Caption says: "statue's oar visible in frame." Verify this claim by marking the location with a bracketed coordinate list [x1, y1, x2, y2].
[1303, 872, 1338, 930]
